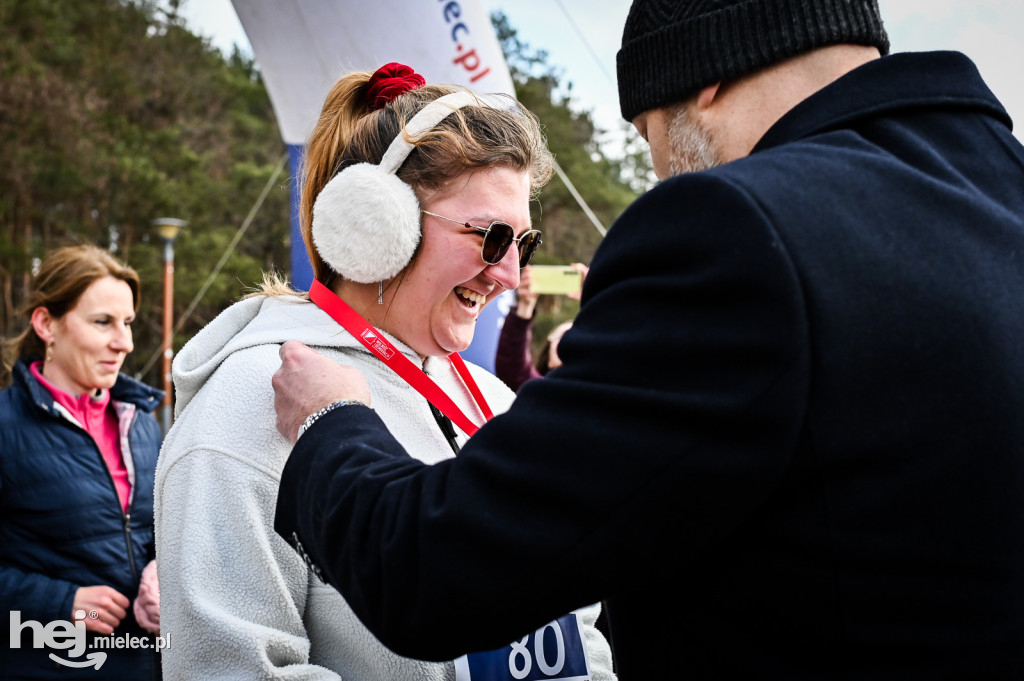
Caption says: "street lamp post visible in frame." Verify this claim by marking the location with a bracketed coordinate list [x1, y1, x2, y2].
[153, 217, 187, 434]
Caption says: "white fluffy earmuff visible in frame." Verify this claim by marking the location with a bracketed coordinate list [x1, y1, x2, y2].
[311, 90, 482, 283]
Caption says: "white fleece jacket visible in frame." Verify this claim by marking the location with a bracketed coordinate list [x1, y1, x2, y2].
[154, 294, 615, 680]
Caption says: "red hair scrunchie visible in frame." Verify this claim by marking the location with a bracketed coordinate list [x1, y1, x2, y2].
[366, 62, 426, 112]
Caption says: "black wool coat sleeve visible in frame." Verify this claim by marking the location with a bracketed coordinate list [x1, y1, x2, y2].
[275, 172, 810, 657]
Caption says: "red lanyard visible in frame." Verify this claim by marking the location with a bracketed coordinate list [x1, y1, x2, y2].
[309, 279, 493, 436]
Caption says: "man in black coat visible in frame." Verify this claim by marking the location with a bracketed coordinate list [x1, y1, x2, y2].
[272, 0, 1024, 677]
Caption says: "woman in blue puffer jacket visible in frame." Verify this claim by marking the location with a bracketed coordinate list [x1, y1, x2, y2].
[0, 245, 164, 680]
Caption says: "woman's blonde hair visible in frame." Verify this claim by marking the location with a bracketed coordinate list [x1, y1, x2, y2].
[297, 71, 553, 290]
[1, 244, 141, 384]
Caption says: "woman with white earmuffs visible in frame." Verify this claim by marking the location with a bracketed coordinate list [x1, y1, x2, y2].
[153, 63, 616, 680]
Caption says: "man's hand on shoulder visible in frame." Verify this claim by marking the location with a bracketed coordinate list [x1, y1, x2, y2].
[273, 341, 371, 444]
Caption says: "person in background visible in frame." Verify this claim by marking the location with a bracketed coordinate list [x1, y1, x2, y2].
[494, 263, 587, 391]
[154, 63, 615, 680]
[0, 244, 163, 679]
[269, 0, 1024, 678]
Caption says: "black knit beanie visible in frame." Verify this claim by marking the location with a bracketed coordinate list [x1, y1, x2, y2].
[616, 0, 890, 121]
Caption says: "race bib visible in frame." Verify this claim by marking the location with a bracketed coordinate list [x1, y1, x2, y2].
[454, 612, 591, 681]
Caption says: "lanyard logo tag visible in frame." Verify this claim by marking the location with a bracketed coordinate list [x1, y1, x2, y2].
[360, 329, 395, 360]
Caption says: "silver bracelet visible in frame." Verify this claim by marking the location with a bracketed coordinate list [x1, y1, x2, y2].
[296, 399, 366, 439]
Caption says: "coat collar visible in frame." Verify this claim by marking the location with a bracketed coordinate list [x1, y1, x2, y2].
[754, 51, 1012, 154]
[13, 357, 164, 414]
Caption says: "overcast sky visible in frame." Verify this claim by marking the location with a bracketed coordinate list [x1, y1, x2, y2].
[178, 0, 1023, 145]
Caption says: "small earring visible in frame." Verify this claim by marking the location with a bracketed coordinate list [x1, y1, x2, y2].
[377, 281, 383, 305]
[45, 341, 53, 364]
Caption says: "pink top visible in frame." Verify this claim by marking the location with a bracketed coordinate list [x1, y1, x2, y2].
[31, 361, 131, 512]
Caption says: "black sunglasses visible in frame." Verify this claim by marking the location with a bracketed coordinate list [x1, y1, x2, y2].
[421, 210, 542, 268]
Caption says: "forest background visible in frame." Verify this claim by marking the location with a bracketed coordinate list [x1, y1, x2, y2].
[0, 0, 652, 395]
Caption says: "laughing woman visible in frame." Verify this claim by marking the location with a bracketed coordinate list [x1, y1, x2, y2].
[0, 245, 163, 679]
[154, 64, 616, 680]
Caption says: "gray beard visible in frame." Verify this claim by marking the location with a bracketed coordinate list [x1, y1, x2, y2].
[667, 104, 722, 175]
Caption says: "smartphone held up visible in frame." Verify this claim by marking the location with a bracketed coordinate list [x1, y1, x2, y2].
[529, 265, 583, 296]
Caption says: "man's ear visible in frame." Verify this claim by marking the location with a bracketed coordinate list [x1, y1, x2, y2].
[696, 82, 722, 110]
[30, 307, 54, 344]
